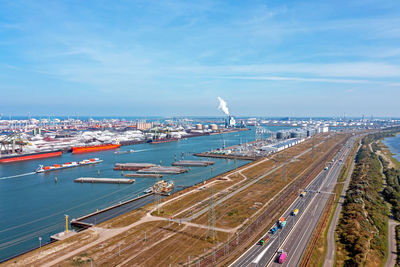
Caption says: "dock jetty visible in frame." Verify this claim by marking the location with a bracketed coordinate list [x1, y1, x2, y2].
[74, 177, 135, 184]
[124, 173, 163, 178]
[71, 193, 155, 229]
[113, 163, 156, 171]
[194, 152, 257, 160]
[172, 160, 214, 167]
[114, 163, 187, 174]
[137, 166, 186, 174]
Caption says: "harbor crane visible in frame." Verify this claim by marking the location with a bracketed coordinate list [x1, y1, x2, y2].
[0, 133, 27, 156]
[255, 123, 274, 141]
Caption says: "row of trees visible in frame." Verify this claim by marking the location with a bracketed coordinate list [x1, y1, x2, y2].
[336, 135, 389, 266]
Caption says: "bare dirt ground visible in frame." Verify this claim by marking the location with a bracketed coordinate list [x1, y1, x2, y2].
[3, 133, 349, 267]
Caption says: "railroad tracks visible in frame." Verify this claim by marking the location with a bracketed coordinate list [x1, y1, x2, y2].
[197, 141, 344, 266]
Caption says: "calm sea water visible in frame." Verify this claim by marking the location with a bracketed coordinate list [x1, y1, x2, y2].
[0, 126, 291, 261]
[383, 134, 400, 162]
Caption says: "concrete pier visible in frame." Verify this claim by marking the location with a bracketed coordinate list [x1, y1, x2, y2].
[137, 166, 186, 174]
[113, 163, 156, 171]
[74, 177, 135, 184]
[124, 173, 163, 178]
[70, 193, 155, 229]
[172, 160, 214, 167]
[194, 152, 257, 160]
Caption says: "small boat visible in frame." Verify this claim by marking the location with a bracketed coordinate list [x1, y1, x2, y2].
[152, 180, 175, 193]
[143, 187, 153, 194]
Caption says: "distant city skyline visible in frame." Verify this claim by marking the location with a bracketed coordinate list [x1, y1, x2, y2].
[1, 0, 400, 117]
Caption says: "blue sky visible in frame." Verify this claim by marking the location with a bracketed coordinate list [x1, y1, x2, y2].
[0, 0, 399, 117]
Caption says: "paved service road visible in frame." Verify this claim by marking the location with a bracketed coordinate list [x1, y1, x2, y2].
[230, 136, 357, 267]
[323, 140, 360, 267]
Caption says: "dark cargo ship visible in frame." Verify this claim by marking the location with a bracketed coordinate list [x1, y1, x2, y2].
[148, 137, 179, 144]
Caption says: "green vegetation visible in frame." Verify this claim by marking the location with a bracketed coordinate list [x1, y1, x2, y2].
[304, 138, 358, 267]
[71, 253, 90, 266]
[377, 134, 400, 266]
[336, 135, 389, 266]
[382, 162, 400, 219]
[396, 225, 400, 266]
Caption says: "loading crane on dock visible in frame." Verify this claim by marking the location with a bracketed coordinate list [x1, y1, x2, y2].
[255, 123, 274, 141]
[0, 133, 28, 156]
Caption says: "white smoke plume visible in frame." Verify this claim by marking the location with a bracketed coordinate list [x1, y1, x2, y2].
[217, 96, 229, 115]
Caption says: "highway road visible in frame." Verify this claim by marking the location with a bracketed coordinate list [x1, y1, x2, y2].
[323, 140, 359, 267]
[230, 135, 357, 267]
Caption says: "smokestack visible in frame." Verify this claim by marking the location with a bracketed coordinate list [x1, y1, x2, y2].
[217, 97, 229, 115]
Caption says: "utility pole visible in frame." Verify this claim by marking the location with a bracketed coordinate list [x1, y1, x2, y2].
[65, 214, 69, 234]
[280, 154, 288, 182]
[312, 135, 315, 158]
[207, 187, 216, 242]
[284, 155, 288, 182]
[155, 177, 161, 215]
[234, 157, 237, 178]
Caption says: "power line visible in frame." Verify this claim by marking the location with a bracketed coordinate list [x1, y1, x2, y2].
[207, 187, 216, 242]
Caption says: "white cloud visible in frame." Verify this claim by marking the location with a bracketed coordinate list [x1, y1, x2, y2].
[218, 76, 379, 84]
[175, 62, 400, 79]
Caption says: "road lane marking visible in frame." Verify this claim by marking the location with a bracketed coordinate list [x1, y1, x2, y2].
[231, 141, 349, 267]
[252, 242, 274, 264]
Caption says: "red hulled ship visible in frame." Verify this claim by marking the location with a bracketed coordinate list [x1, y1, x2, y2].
[72, 143, 121, 154]
[0, 150, 62, 163]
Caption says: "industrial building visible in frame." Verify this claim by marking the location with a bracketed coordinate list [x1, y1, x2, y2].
[136, 122, 153, 131]
[225, 115, 236, 128]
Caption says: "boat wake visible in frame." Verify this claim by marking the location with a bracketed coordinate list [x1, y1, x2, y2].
[133, 149, 153, 153]
[0, 172, 35, 180]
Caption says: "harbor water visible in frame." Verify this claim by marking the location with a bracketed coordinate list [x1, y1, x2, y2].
[382, 133, 400, 162]
[0, 126, 289, 261]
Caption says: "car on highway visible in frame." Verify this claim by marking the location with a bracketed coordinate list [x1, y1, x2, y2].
[276, 249, 287, 264]
[270, 225, 278, 234]
[292, 208, 299, 215]
[258, 236, 269, 246]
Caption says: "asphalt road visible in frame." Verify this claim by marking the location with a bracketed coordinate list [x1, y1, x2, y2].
[230, 136, 357, 267]
[323, 140, 359, 267]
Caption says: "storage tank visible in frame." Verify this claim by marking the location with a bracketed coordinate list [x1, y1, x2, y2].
[307, 129, 315, 137]
[290, 132, 299, 138]
[210, 124, 218, 130]
[277, 132, 289, 139]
